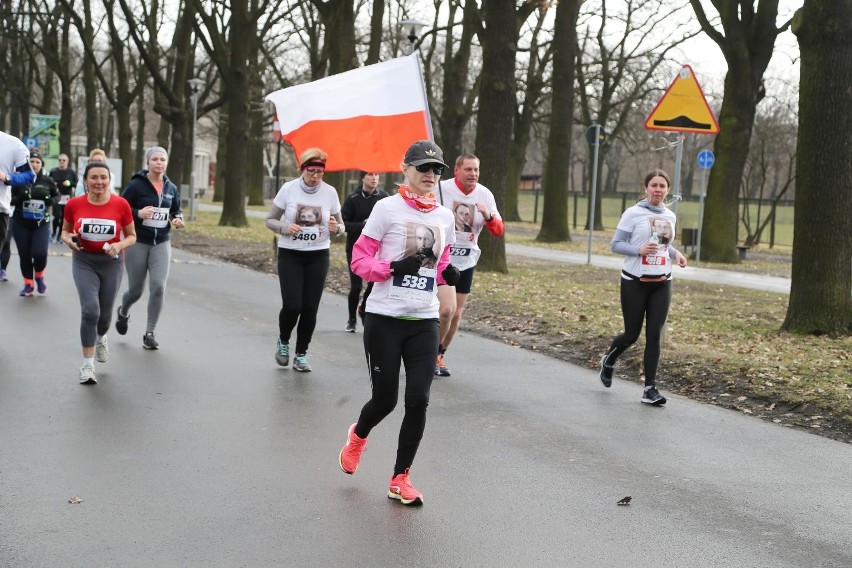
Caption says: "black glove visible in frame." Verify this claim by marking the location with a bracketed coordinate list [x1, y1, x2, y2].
[390, 254, 423, 276]
[442, 264, 461, 286]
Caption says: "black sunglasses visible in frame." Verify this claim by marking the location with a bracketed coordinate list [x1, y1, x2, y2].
[413, 163, 445, 175]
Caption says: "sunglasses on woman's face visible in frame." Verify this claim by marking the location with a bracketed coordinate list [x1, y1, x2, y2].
[413, 163, 445, 175]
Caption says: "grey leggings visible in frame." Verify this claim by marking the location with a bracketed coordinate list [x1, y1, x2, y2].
[120, 241, 171, 333]
[72, 251, 124, 347]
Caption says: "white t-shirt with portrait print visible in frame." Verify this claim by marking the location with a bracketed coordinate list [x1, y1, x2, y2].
[616, 204, 677, 278]
[272, 178, 341, 251]
[437, 179, 501, 271]
[361, 194, 455, 319]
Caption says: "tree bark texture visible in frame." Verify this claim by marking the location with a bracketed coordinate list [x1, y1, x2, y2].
[783, 0, 852, 335]
[537, 0, 581, 242]
[689, 0, 782, 263]
[473, 0, 517, 273]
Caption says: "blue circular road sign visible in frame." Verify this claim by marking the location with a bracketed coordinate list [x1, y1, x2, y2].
[697, 149, 715, 169]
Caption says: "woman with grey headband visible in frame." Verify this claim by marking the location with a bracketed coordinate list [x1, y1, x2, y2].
[114, 146, 184, 350]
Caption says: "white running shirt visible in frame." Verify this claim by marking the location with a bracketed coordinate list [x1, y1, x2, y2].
[616, 204, 677, 278]
[437, 179, 500, 271]
[273, 178, 341, 251]
[362, 194, 455, 319]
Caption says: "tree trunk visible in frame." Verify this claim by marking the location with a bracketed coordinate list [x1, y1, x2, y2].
[474, 0, 518, 273]
[701, 68, 756, 263]
[218, 3, 251, 227]
[315, 0, 357, 75]
[782, 0, 852, 335]
[80, 2, 100, 149]
[434, 0, 476, 162]
[537, 0, 581, 242]
[213, 118, 227, 203]
[689, 0, 782, 263]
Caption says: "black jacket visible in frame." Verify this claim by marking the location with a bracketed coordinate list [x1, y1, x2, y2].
[11, 172, 58, 226]
[48, 167, 78, 197]
[121, 170, 182, 246]
[341, 187, 389, 249]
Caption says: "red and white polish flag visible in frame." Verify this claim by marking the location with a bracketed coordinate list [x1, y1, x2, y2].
[265, 56, 433, 173]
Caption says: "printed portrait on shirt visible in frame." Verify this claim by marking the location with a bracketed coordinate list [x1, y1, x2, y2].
[406, 221, 440, 269]
[296, 205, 322, 227]
[452, 201, 474, 233]
[649, 217, 673, 245]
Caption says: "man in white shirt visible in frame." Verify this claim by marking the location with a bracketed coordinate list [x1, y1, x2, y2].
[0, 130, 35, 247]
[434, 154, 504, 376]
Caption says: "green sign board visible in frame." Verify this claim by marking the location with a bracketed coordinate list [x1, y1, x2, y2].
[28, 114, 61, 158]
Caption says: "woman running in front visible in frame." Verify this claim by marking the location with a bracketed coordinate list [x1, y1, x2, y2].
[62, 162, 136, 384]
[599, 169, 687, 405]
[338, 140, 460, 506]
[115, 146, 184, 350]
[264, 147, 344, 372]
[10, 150, 58, 296]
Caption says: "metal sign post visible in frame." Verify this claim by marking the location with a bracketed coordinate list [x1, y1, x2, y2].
[586, 124, 604, 265]
[670, 135, 685, 218]
[695, 149, 715, 263]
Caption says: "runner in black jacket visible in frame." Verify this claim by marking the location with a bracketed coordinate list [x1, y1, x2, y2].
[341, 171, 388, 332]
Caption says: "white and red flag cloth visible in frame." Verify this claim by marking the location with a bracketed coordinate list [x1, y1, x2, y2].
[265, 56, 433, 173]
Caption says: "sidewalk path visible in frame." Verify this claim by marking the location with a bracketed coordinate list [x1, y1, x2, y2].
[198, 203, 791, 294]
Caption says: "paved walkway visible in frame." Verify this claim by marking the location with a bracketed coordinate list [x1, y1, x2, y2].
[198, 202, 791, 294]
[1, 245, 847, 567]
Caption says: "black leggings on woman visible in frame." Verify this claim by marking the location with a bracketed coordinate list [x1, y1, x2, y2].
[277, 247, 329, 354]
[603, 278, 672, 386]
[12, 221, 50, 279]
[355, 314, 438, 476]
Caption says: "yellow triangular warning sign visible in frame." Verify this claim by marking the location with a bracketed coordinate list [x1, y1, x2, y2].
[644, 65, 719, 135]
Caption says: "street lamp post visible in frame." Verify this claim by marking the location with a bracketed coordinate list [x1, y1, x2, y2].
[187, 77, 205, 221]
[398, 19, 427, 55]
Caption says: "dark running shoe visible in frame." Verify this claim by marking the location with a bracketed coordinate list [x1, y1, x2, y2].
[142, 332, 159, 350]
[435, 354, 451, 377]
[345, 319, 356, 333]
[599, 354, 614, 388]
[641, 386, 667, 405]
[115, 308, 130, 335]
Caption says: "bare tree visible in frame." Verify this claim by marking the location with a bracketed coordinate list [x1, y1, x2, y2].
[689, 0, 792, 263]
[474, 0, 539, 271]
[536, 0, 582, 243]
[783, 0, 852, 336]
[576, 0, 698, 231]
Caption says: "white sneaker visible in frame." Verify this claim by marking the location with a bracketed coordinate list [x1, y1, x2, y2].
[79, 363, 97, 384]
[95, 336, 109, 363]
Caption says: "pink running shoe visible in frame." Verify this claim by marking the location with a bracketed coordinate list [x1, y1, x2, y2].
[388, 468, 423, 506]
[339, 423, 367, 474]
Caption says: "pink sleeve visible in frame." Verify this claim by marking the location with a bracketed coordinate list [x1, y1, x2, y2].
[436, 245, 452, 284]
[351, 235, 393, 282]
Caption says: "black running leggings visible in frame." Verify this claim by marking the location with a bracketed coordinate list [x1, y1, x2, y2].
[345, 243, 373, 321]
[355, 314, 438, 476]
[604, 278, 672, 386]
[12, 220, 50, 279]
[277, 247, 329, 354]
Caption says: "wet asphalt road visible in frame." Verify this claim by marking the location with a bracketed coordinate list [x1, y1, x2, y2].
[0, 245, 849, 567]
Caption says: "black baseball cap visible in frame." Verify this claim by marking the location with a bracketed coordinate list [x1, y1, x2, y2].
[29, 150, 43, 162]
[404, 140, 448, 168]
